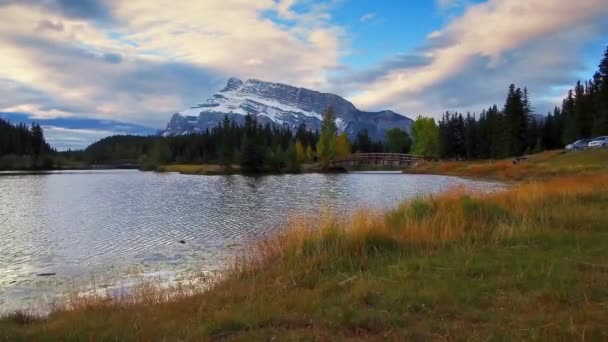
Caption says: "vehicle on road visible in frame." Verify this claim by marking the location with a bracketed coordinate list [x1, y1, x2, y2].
[565, 139, 591, 150]
[588, 136, 608, 148]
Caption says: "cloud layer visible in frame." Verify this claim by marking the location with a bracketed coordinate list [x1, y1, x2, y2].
[0, 0, 342, 129]
[1, 0, 607, 150]
[350, 0, 608, 116]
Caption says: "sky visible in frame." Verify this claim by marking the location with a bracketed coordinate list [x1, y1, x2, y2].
[1, 0, 607, 150]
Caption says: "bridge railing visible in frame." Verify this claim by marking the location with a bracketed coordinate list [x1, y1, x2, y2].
[331, 153, 422, 162]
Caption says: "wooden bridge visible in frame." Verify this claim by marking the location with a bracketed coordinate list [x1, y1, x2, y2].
[329, 153, 421, 169]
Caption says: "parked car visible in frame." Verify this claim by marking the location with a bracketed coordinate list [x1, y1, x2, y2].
[588, 136, 608, 148]
[565, 139, 591, 150]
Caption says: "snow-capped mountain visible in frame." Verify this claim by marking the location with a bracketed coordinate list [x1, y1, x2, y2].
[163, 78, 413, 140]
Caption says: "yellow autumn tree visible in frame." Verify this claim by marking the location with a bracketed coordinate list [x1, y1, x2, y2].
[294, 140, 307, 164]
[335, 132, 351, 157]
[306, 145, 314, 162]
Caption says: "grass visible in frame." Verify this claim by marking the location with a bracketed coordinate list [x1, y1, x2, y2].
[2, 166, 608, 340]
[407, 148, 608, 180]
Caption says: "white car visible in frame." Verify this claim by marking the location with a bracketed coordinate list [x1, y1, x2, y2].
[565, 139, 591, 150]
[588, 136, 608, 148]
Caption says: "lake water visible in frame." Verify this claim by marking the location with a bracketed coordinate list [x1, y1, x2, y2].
[0, 170, 503, 313]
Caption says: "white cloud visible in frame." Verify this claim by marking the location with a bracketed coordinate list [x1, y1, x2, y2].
[0, 0, 344, 127]
[360, 12, 376, 23]
[435, 0, 461, 10]
[352, 0, 608, 117]
[42, 126, 128, 150]
[1, 104, 74, 119]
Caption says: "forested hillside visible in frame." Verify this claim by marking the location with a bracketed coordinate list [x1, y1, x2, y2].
[0, 119, 55, 170]
[430, 46, 608, 160]
[84, 112, 399, 173]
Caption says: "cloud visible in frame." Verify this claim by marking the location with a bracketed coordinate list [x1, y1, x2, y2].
[435, 0, 461, 10]
[42, 126, 130, 150]
[0, 0, 112, 21]
[0, 112, 157, 150]
[1, 104, 73, 119]
[0, 0, 344, 137]
[360, 12, 376, 23]
[36, 19, 64, 32]
[350, 0, 608, 117]
[102, 52, 122, 64]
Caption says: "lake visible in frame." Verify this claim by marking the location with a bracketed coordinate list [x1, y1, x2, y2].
[0, 170, 504, 313]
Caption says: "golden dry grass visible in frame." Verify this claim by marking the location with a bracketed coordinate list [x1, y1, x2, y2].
[158, 163, 241, 175]
[408, 148, 608, 180]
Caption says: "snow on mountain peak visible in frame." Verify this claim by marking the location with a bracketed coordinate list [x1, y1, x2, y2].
[163, 78, 413, 141]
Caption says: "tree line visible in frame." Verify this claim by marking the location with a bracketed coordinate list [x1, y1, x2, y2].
[85, 110, 412, 173]
[410, 45, 608, 159]
[0, 119, 55, 170]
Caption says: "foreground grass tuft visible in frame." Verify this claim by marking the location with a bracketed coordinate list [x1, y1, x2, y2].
[2, 165, 608, 339]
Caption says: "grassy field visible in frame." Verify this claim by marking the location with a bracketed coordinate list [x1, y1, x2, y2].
[2, 150, 608, 340]
[407, 148, 608, 180]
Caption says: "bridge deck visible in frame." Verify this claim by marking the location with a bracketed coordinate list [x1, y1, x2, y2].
[329, 153, 421, 168]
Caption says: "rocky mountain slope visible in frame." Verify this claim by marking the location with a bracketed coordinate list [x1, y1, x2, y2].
[163, 78, 413, 141]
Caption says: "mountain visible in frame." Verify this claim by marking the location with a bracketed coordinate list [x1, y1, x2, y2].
[162, 78, 413, 141]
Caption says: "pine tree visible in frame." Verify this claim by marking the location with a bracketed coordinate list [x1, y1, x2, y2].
[386, 128, 411, 153]
[562, 90, 577, 144]
[354, 129, 372, 153]
[464, 113, 477, 159]
[240, 115, 265, 173]
[219, 115, 234, 169]
[503, 84, 528, 156]
[597, 46, 608, 135]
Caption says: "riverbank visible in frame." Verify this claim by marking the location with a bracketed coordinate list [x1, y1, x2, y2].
[2, 151, 608, 340]
[156, 162, 332, 175]
[406, 148, 608, 180]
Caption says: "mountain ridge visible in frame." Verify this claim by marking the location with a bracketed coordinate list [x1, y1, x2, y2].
[163, 78, 413, 141]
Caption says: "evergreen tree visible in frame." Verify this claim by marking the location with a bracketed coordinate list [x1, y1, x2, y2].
[597, 47, 608, 135]
[504, 84, 528, 156]
[464, 113, 477, 159]
[240, 115, 265, 173]
[562, 90, 577, 144]
[353, 129, 372, 153]
[385, 128, 411, 153]
[219, 115, 234, 169]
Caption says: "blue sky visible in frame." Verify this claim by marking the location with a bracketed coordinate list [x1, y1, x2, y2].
[0, 0, 607, 149]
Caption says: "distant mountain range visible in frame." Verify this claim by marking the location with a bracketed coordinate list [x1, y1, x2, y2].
[163, 78, 413, 141]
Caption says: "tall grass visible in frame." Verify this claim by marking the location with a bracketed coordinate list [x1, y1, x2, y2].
[232, 173, 608, 278]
